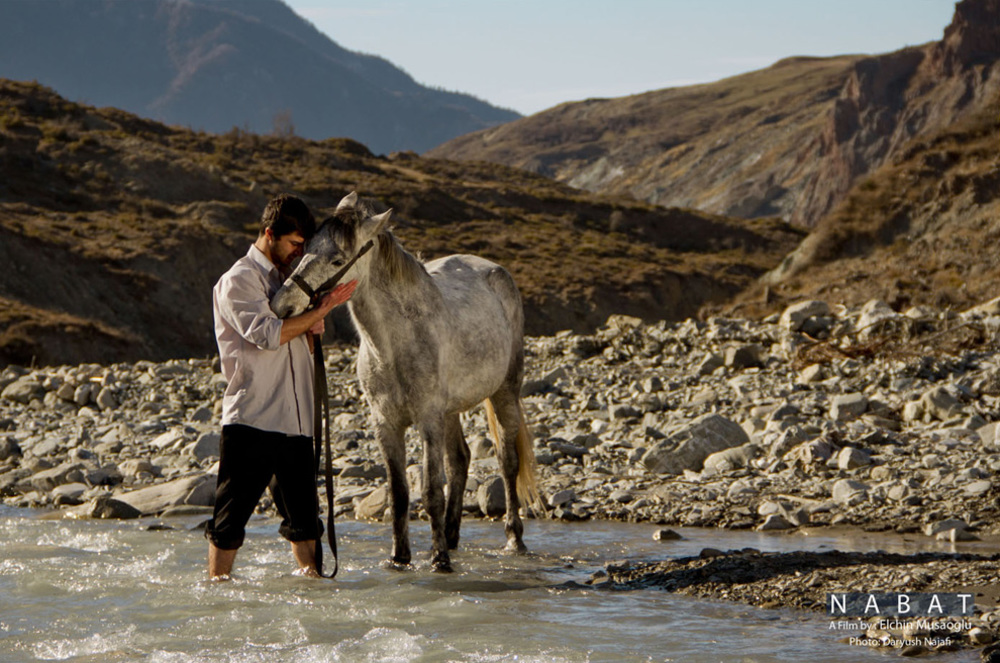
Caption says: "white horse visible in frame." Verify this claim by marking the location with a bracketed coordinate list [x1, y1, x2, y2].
[271, 192, 540, 572]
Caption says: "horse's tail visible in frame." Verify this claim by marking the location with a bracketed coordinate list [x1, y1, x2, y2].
[484, 398, 545, 516]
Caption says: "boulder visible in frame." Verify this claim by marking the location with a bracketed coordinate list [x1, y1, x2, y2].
[831, 479, 869, 506]
[477, 475, 506, 517]
[1, 377, 44, 404]
[69, 496, 142, 520]
[642, 414, 749, 475]
[354, 485, 389, 520]
[114, 474, 216, 515]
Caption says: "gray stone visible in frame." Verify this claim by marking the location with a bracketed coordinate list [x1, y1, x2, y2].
[115, 474, 216, 515]
[757, 514, 794, 531]
[703, 443, 760, 475]
[837, 446, 871, 470]
[95, 387, 118, 411]
[477, 475, 506, 517]
[963, 479, 992, 496]
[119, 458, 156, 477]
[780, 301, 830, 332]
[1, 377, 44, 404]
[52, 482, 88, 501]
[924, 518, 968, 537]
[188, 406, 213, 423]
[920, 386, 961, 421]
[354, 485, 388, 521]
[71, 496, 142, 520]
[830, 393, 868, 421]
[856, 299, 905, 339]
[725, 344, 765, 369]
[30, 462, 87, 492]
[548, 488, 576, 508]
[641, 414, 749, 475]
[190, 432, 221, 461]
[653, 528, 683, 541]
[696, 353, 725, 376]
[832, 479, 869, 506]
[0, 436, 22, 461]
[150, 429, 186, 451]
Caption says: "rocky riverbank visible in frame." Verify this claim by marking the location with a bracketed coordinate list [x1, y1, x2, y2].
[2, 296, 1000, 655]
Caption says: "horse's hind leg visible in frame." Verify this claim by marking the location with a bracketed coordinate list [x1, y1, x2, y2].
[420, 415, 452, 572]
[375, 417, 411, 567]
[443, 413, 469, 550]
[486, 392, 527, 554]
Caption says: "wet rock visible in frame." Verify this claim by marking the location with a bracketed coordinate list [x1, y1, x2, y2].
[653, 528, 683, 541]
[477, 475, 506, 517]
[70, 495, 142, 520]
[115, 474, 216, 515]
[757, 514, 794, 531]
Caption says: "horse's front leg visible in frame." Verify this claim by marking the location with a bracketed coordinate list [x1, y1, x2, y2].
[420, 416, 451, 572]
[375, 417, 411, 567]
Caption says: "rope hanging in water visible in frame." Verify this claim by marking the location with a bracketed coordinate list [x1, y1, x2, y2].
[312, 332, 338, 578]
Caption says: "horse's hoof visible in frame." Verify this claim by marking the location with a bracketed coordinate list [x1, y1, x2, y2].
[431, 559, 453, 573]
[503, 541, 528, 555]
[384, 558, 413, 572]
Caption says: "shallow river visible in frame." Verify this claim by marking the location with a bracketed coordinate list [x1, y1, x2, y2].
[0, 506, 983, 662]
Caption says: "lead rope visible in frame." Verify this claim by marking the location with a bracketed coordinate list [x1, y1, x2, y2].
[312, 332, 338, 578]
[296, 239, 375, 579]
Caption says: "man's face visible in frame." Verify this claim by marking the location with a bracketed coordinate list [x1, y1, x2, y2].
[268, 230, 307, 270]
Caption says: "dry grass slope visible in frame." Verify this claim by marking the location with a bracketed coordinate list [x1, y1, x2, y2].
[0, 80, 801, 366]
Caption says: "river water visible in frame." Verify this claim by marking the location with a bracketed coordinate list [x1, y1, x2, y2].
[0, 506, 983, 663]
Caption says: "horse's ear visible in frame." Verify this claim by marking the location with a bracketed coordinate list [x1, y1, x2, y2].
[336, 191, 358, 214]
[362, 209, 392, 239]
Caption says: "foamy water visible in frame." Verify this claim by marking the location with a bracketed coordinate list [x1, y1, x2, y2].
[0, 507, 980, 662]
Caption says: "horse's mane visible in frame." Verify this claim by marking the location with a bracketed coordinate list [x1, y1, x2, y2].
[332, 201, 426, 286]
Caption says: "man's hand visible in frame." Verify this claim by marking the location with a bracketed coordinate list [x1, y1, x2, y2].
[279, 280, 358, 345]
[316, 280, 358, 315]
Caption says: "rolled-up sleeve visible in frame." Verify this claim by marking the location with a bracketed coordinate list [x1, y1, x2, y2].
[216, 266, 283, 351]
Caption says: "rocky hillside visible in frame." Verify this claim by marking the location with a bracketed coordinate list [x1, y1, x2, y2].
[428, 0, 999, 229]
[721, 86, 1000, 319]
[0, 79, 801, 367]
[0, 0, 518, 154]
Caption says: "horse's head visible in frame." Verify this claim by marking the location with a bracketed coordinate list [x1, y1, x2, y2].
[270, 191, 392, 318]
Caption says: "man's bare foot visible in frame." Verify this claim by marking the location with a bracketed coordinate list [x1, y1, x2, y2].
[292, 566, 321, 578]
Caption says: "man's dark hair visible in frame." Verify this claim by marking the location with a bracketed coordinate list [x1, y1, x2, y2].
[259, 194, 317, 239]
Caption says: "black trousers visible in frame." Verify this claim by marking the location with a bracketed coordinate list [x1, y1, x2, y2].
[205, 424, 322, 550]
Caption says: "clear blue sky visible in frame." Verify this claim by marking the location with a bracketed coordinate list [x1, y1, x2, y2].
[284, 0, 958, 115]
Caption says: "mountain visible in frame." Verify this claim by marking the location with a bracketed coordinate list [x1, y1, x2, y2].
[0, 0, 519, 154]
[0, 79, 800, 367]
[428, 0, 999, 228]
[719, 87, 1000, 318]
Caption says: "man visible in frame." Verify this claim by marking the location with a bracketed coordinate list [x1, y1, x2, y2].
[207, 193, 357, 580]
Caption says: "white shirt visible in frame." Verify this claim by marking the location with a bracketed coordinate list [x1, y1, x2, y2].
[213, 245, 314, 437]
